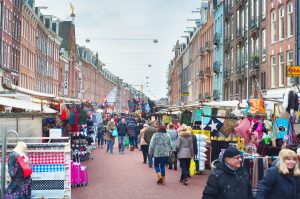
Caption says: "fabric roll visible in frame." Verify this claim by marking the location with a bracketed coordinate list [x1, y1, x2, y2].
[32, 180, 64, 190]
[252, 158, 259, 188]
[31, 171, 65, 181]
[32, 164, 65, 172]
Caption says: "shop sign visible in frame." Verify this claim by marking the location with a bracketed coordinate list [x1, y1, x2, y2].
[180, 92, 189, 97]
[287, 66, 300, 77]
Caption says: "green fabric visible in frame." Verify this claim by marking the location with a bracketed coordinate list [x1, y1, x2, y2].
[78, 109, 87, 124]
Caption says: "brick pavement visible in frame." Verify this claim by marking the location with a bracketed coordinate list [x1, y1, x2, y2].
[72, 143, 209, 199]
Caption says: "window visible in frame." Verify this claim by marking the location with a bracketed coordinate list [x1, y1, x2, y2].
[271, 56, 276, 87]
[245, 39, 248, 64]
[231, 48, 233, 73]
[262, 29, 266, 61]
[262, 0, 266, 19]
[7, 45, 10, 68]
[288, 2, 293, 37]
[271, 10, 276, 43]
[245, 3, 248, 30]
[279, 54, 284, 86]
[231, 15, 234, 40]
[287, 51, 294, 84]
[279, 7, 284, 40]
[261, 72, 266, 90]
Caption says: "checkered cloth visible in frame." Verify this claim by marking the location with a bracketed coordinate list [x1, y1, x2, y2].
[28, 152, 65, 165]
[32, 164, 65, 172]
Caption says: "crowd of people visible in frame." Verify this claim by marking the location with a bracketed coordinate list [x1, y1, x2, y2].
[95, 114, 300, 198]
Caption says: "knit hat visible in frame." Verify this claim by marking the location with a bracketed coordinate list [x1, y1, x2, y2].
[223, 147, 240, 160]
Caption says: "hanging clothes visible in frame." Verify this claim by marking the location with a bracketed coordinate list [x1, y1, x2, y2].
[191, 109, 202, 123]
[78, 109, 87, 125]
[181, 110, 192, 125]
[203, 106, 212, 125]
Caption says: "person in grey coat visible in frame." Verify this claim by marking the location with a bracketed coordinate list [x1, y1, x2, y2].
[176, 126, 194, 185]
[167, 124, 178, 170]
[144, 122, 158, 168]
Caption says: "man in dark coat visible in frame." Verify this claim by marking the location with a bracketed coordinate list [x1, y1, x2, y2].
[202, 147, 253, 199]
[144, 122, 158, 168]
[127, 119, 137, 151]
[117, 118, 128, 154]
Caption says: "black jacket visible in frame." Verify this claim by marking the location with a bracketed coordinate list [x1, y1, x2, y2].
[255, 167, 300, 199]
[192, 134, 198, 156]
[117, 123, 128, 136]
[202, 161, 253, 199]
[97, 124, 105, 136]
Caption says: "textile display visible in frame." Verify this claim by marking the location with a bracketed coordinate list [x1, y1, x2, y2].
[31, 172, 65, 181]
[163, 115, 172, 124]
[181, 111, 192, 125]
[219, 119, 237, 137]
[275, 118, 289, 139]
[192, 109, 202, 122]
[194, 134, 208, 171]
[32, 180, 64, 190]
[32, 164, 65, 172]
[16, 156, 32, 178]
[204, 117, 224, 136]
[217, 109, 227, 123]
[28, 152, 65, 165]
[234, 118, 251, 144]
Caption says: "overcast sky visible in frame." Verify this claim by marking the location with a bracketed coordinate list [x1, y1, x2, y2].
[35, 0, 201, 100]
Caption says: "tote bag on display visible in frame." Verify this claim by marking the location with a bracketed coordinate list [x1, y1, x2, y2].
[16, 156, 32, 178]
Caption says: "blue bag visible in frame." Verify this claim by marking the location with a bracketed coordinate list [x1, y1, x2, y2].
[112, 129, 118, 137]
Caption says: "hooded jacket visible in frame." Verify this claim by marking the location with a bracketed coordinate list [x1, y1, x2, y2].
[149, 132, 172, 158]
[202, 160, 253, 199]
[255, 167, 300, 199]
[176, 130, 194, 159]
[127, 121, 137, 137]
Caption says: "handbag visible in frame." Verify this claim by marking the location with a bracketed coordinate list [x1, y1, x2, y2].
[168, 152, 175, 165]
[112, 128, 118, 137]
[219, 119, 237, 137]
[125, 136, 129, 146]
[189, 159, 196, 177]
[16, 156, 32, 178]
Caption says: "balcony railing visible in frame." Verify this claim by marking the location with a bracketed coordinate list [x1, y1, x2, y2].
[199, 70, 204, 78]
[250, 17, 259, 30]
[213, 61, 221, 73]
[250, 56, 259, 70]
[214, 33, 221, 45]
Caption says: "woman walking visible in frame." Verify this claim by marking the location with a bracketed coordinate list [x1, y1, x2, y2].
[139, 123, 149, 164]
[177, 125, 194, 185]
[167, 124, 178, 170]
[105, 119, 116, 154]
[255, 148, 300, 199]
[149, 125, 172, 185]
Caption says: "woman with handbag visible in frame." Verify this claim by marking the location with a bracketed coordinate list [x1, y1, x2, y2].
[105, 119, 117, 154]
[149, 125, 172, 185]
[167, 124, 178, 170]
[176, 125, 194, 185]
[5, 142, 32, 198]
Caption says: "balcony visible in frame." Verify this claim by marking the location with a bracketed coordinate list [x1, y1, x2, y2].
[236, 27, 244, 40]
[214, 33, 221, 45]
[223, 70, 230, 79]
[250, 17, 259, 30]
[224, 37, 231, 50]
[205, 92, 211, 100]
[250, 56, 259, 70]
[198, 93, 204, 101]
[213, 61, 221, 74]
[236, 64, 244, 77]
[205, 67, 211, 76]
[213, 89, 220, 100]
[199, 70, 204, 79]
[205, 41, 213, 51]
[199, 47, 205, 56]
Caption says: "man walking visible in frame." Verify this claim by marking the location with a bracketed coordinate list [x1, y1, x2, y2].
[144, 121, 158, 168]
[117, 118, 128, 154]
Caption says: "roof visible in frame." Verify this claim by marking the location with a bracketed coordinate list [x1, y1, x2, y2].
[59, 21, 72, 51]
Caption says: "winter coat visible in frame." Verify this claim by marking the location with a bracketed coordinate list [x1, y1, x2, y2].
[255, 167, 300, 199]
[144, 126, 156, 144]
[202, 160, 253, 199]
[167, 129, 178, 152]
[176, 131, 194, 159]
[149, 132, 172, 158]
[139, 127, 148, 145]
[192, 134, 198, 156]
[117, 123, 128, 136]
[97, 124, 105, 136]
[105, 121, 116, 141]
[127, 122, 137, 137]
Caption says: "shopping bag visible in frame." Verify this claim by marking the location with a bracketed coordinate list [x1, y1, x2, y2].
[189, 159, 196, 177]
[16, 156, 32, 177]
[112, 128, 118, 137]
[125, 137, 129, 146]
[168, 152, 175, 165]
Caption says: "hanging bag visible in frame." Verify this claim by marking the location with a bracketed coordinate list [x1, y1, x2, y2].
[189, 159, 196, 177]
[168, 152, 175, 165]
[16, 156, 32, 178]
[112, 128, 118, 137]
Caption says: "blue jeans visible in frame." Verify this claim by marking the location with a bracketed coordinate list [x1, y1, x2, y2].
[118, 136, 126, 152]
[148, 154, 153, 167]
[107, 140, 114, 153]
[134, 133, 139, 147]
[154, 157, 168, 176]
[97, 133, 104, 146]
[129, 136, 134, 146]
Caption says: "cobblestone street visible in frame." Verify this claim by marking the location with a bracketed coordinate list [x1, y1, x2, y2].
[72, 143, 208, 199]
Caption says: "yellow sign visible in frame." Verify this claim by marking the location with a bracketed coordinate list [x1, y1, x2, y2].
[180, 92, 189, 97]
[287, 66, 300, 77]
[192, 130, 211, 139]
